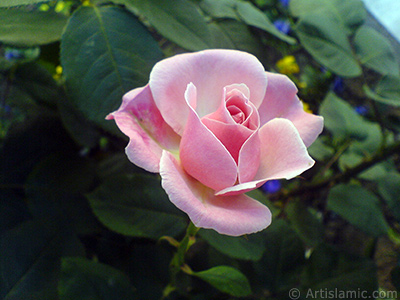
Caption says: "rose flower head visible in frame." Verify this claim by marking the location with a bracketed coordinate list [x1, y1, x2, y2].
[107, 49, 323, 236]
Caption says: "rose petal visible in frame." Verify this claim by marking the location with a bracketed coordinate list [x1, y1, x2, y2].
[180, 84, 238, 191]
[283, 108, 324, 147]
[201, 86, 260, 163]
[258, 72, 324, 147]
[160, 151, 272, 236]
[201, 119, 252, 164]
[107, 85, 180, 172]
[150, 49, 268, 135]
[204, 84, 251, 125]
[216, 118, 314, 196]
[256, 118, 315, 179]
[238, 130, 261, 183]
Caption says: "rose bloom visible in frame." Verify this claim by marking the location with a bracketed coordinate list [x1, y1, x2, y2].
[107, 49, 323, 236]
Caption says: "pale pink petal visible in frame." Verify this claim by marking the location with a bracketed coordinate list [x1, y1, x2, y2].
[256, 118, 315, 180]
[225, 83, 250, 99]
[216, 118, 314, 196]
[237, 130, 261, 183]
[284, 108, 324, 147]
[107, 85, 180, 172]
[258, 72, 324, 147]
[204, 84, 250, 125]
[201, 119, 252, 163]
[179, 84, 237, 191]
[160, 151, 272, 236]
[201, 86, 260, 163]
[149, 49, 267, 135]
[215, 181, 262, 197]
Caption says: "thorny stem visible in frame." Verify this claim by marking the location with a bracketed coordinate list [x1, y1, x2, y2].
[162, 221, 199, 299]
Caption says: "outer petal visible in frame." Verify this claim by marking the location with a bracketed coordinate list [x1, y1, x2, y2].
[216, 118, 314, 196]
[149, 49, 268, 135]
[258, 72, 324, 147]
[107, 85, 180, 172]
[180, 84, 237, 191]
[160, 151, 272, 236]
[256, 118, 315, 179]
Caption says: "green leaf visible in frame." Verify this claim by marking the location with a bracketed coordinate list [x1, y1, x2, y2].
[212, 19, 267, 59]
[378, 171, 400, 223]
[25, 153, 100, 235]
[126, 243, 170, 299]
[347, 122, 383, 155]
[87, 174, 187, 239]
[307, 137, 334, 161]
[235, 1, 296, 44]
[247, 188, 281, 216]
[199, 0, 239, 19]
[253, 220, 306, 295]
[96, 153, 143, 181]
[200, 0, 295, 44]
[13, 62, 61, 107]
[338, 151, 389, 180]
[358, 162, 389, 181]
[285, 201, 323, 247]
[0, 0, 51, 7]
[206, 22, 236, 49]
[58, 99, 102, 148]
[302, 243, 378, 295]
[60, 5, 162, 132]
[193, 266, 251, 297]
[290, 0, 366, 34]
[363, 75, 400, 107]
[295, 12, 361, 77]
[0, 113, 77, 188]
[319, 92, 368, 140]
[327, 184, 389, 237]
[0, 220, 84, 300]
[127, 0, 214, 51]
[354, 26, 399, 76]
[59, 257, 137, 300]
[0, 8, 67, 46]
[0, 194, 30, 234]
[199, 229, 266, 261]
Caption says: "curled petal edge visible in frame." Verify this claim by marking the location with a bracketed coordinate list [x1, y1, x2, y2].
[259, 72, 324, 147]
[106, 85, 180, 173]
[160, 151, 272, 236]
[216, 118, 314, 196]
[179, 83, 238, 191]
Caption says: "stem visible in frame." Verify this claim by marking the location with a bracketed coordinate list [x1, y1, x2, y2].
[162, 222, 199, 299]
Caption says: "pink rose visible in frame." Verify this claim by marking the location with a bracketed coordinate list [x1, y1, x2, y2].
[107, 49, 323, 236]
